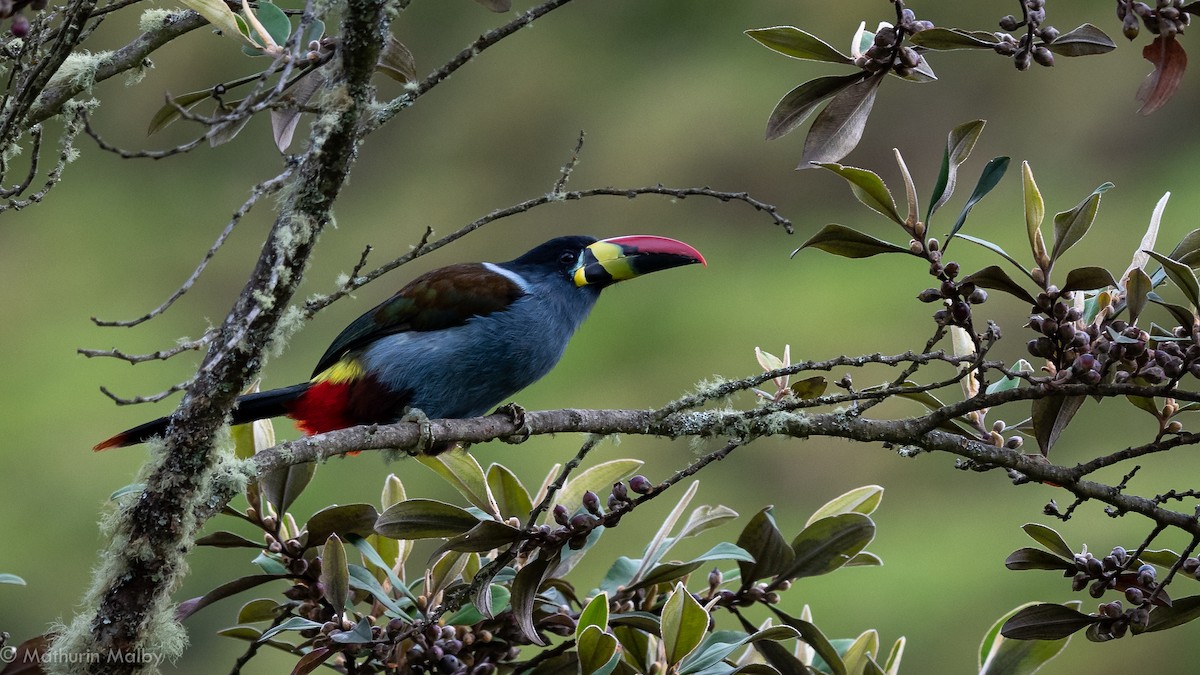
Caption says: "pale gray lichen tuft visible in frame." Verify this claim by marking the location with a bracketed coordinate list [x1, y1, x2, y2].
[138, 8, 176, 32]
[45, 50, 114, 92]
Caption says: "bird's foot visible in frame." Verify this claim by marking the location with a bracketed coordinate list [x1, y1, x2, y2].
[495, 402, 530, 444]
[400, 408, 436, 455]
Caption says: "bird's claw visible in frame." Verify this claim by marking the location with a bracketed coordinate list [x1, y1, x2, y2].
[401, 408, 436, 455]
[495, 402, 530, 444]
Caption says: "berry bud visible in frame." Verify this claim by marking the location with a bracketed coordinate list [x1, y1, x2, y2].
[629, 475, 653, 494]
[553, 504, 569, 526]
[582, 490, 601, 515]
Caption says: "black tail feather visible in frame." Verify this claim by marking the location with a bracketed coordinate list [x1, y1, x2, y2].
[93, 382, 311, 451]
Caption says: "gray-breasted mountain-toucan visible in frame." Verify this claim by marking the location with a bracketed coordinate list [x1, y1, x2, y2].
[95, 235, 705, 451]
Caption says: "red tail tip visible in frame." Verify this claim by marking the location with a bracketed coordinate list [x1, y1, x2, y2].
[93, 434, 127, 452]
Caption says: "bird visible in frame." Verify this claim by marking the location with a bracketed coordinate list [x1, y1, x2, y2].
[94, 234, 706, 452]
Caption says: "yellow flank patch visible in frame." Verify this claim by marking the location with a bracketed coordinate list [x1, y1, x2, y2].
[313, 358, 364, 384]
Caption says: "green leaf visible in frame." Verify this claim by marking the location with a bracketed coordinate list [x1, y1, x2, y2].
[320, 535, 349, 614]
[630, 542, 755, 591]
[147, 89, 215, 136]
[418, 451, 499, 517]
[962, 265, 1037, 305]
[195, 530, 263, 548]
[510, 555, 555, 645]
[793, 223, 910, 259]
[946, 157, 1011, 243]
[1167, 228, 1200, 267]
[662, 582, 709, 666]
[986, 360, 1033, 395]
[260, 460, 316, 517]
[1138, 548, 1182, 569]
[175, 574, 289, 620]
[378, 35, 417, 83]
[767, 607, 847, 675]
[1000, 603, 1098, 640]
[178, 0, 244, 43]
[676, 504, 740, 541]
[634, 480, 700, 582]
[765, 74, 863, 142]
[846, 551, 884, 567]
[744, 26, 853, 64]
[578, 592, 610, 635]
[841, 630, 880, 675]
[799, 74, 883, 167]
[928, 119, 986, 221]
[435, 519, 522, 554]
[1146, 250, 1200, 308]
[1044, 24, 1116, 56]
[1146, 292, 1196, 328]
[781, 512, 875, 580]
[1004, 547, 1074, 571]
[1022, 161, 1049, 271]
[979, 602, 1079, 674]
[346, 533, 416, 606]
[258, 616, 325, 642]
[251, 551, 288, 575]
[909, 27, 1001, 50]
[445, 584, 510, 625]
[1031, 394, 1085, 456]
[1061, 266, 1117, 293]
[552, 459, 643, 517]
[374, 499, 479, 540]
[679, 626, 800, 675]
[252, 1, 290, 46]
[791, 376, 828, 399]
[805, 485, 884, 526]
[815, 163, 903, 224]
[235, 598, 280, 623]
[1144, 594, 1200, 632]
[487, 463, 533, 521]
[736, 507, 795, 585]
[1051, 183, 1112, 263]
[304, 503, 379, 548]
[346, 563, 410, 618]
[763, 72, 859, 141]
[1126, 267, 1152, 324]
[0, 573, 26, 585]
[578, 625, 620, 675]
[1021, 523, 1074, 559]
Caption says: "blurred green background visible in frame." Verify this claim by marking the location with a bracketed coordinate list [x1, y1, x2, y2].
[4, 0, 1200, 672]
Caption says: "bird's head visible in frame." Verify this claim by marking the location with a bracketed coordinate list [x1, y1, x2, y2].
[508, 235, 706, 290]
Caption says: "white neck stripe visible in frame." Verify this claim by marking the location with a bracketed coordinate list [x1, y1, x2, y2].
[483, 262, 531, 292]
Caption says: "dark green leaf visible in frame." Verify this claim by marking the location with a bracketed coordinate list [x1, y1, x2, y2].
[745, 26, 853, 64]
[195, 530, 263, 549]
[329, 616, 374, 645]
[374, 499, 478, 540]
[815, 163, 902, 224]
[1004, 547, 1073, 571]
[962, 265, 1037, 304]
[436, 519, 522, 554]
[1168, 228, 1200, 267]
[735, 612, 814, 675]
[147, 89, 214, 135]
[631, 542, 755, 591]
[799, 74, 883, 167]
[765, 75, 862, 141]
[1031, 394, 1085, 456]
[1146, 250, 1200, 308]
[946, 157, 1011, 243]
[909, 27, 1001, 50]
[1146, 292, 1196, 328]
[679, 627, 800, 675]
[928, 119, 986, 221]
[253, 1, 290, 46]
[1062, 266, 1117, 292]
[736, 507, 795, 585]
[1000, 603, 1098, 640]
[768, 606, 846, 675]
[487, 463, 533, 521]
[1126, 267, 1152, 324]
[176, 574, 289, 620]
[511, 555, 555, 645]
[304, 503, 379, 548]
[792, 223, 910, 259]
[1022, 523, 1073, 559]
[1127, 395, 1159, 416]
[260, 460, 316, 516]
[346, 533, 415, 605]
[445, 585, 510, 625]
[252, 551, 288, 575]
[1051, 183, 1112, 263]
[258, 616, 325, 642]
[1144, 594, 1200, 632]
[1044, 24, 1116, 56]
[979, 602, 1080, 674]
[320, 535, 349, 613]
[791, 376, 828, 399]
[346, 564, 410, 618]
[782, 512, 875, 580]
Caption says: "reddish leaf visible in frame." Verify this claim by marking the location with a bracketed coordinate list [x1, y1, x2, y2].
[1137, 36, 1187, 115]
[291, 647, 334, 675]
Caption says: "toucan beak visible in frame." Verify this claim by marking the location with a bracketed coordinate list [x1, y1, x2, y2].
[573, 235, 707, 287]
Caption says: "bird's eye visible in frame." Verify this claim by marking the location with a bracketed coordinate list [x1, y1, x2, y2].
[559, 251, 576, 265]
